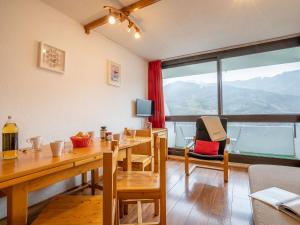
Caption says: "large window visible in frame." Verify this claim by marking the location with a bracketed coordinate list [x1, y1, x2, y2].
[222, 47, 300, 114]
[162, 38, 300, 162]
[163, 61, 218, 115]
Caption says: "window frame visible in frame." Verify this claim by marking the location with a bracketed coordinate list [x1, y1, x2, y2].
[162, 35, 300, 123]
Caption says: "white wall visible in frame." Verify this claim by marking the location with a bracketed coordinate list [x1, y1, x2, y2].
[0, 0, 147, 218]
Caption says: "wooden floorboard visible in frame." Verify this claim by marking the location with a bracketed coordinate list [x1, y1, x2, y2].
[0, 160, 253, 225]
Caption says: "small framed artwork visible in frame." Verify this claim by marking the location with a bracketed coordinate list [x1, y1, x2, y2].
[38, 42, 65, 74]
[107, 60, 121, 87]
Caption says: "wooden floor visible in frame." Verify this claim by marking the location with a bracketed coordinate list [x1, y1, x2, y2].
[0, 160, 254, 225]
[120, 160, 253, 225]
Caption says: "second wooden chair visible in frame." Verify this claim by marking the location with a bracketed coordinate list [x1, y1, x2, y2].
[117, 128, 153, 171]
[117, 136, 167, 225]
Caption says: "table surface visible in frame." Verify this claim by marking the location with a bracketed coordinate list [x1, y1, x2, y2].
[0, 136, 151, 185]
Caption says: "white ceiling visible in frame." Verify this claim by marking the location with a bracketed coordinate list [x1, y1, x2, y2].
[42, 0, 300, 61]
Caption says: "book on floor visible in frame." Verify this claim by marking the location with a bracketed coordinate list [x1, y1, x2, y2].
[250, 187, 300, 222]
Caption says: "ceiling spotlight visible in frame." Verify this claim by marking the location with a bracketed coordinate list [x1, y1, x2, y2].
[128, 22, 134, 32]
[108, 8, 116, 24]
[108, 15, 116, 24]
[134, 31, 141, 39]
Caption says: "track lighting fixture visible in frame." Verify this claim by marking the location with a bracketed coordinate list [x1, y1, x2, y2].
[104, 5, 142, 39]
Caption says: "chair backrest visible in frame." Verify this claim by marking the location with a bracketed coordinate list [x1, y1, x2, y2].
[124, 128, 152, 157]
[124, 128, 130, 136]
[103, 140, 119, 225]
[124, 128, 152, 137]
[195, 117, 227, 155]
[136, 128, 152, 137]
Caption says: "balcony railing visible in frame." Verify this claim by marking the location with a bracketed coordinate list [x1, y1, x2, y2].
[166, 121, 300, 160]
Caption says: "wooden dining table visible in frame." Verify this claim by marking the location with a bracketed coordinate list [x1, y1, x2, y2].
[0, 136, 151, 225]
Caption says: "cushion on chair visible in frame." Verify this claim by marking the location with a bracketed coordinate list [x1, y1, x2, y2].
[194, 140, 219, 155]
[188, 152, 224, 160]
[195, 117, 227, 156]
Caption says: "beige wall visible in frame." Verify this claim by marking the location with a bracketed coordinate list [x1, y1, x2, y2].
[0, 0, 147, 218]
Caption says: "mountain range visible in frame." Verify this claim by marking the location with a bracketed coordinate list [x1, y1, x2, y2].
[163, 70, 300, 115]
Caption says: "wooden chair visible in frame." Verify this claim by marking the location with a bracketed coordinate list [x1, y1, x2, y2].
[185, 117, 230, 182]
[117, 136, 167, 225]
[32, 141, 119, 225]
[117, 128, 153, 171]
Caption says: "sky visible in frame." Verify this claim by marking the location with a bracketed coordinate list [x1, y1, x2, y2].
[163, 62, 300, 85]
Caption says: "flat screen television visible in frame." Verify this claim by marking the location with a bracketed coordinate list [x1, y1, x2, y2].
[136, 99, 153, 117]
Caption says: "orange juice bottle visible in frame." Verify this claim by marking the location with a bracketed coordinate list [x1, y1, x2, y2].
[2, 116, 18, 159]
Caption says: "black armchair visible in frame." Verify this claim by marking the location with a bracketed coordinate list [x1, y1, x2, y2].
[184, 117, 230, 182]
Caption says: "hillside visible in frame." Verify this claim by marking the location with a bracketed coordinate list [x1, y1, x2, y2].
[164, 70, 300, 115]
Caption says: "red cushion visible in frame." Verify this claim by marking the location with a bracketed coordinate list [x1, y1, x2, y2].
[193, 140, 219, 155]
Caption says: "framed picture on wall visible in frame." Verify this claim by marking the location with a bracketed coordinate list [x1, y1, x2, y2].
[38, 42, 65, 73]
[107, 60, 121, 87]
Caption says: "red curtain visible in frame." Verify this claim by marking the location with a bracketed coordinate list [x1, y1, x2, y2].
[148, 60, 165, 128]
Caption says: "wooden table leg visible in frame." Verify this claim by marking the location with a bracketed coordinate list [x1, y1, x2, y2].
[81, 172, 88, 185]
[91, 169, 99, 195]
[154, 199, 159, 216]
[125, 147, 132, 171]
[6, 182, 28, 225]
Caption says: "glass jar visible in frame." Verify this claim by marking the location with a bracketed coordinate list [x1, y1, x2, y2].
[100, 126, 107, 141]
